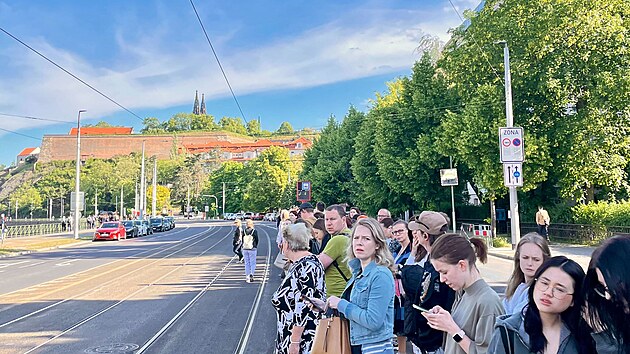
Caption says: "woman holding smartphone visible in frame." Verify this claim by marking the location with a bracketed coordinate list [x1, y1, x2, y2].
[422, 233, 504, 354]
[326, 218, 396, 354]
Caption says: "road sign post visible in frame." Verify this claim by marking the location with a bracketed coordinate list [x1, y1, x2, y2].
[296, 181, 311, 202]
[503, 163, 523, 187]
[499, 127, 524, 163]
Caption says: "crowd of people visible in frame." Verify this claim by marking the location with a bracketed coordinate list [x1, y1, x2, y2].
[230, 202, 629, 354]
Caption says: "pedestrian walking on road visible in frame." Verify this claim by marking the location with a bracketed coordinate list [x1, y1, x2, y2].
[584, 235, 630, 354]
[535, 206, 550, 240]
[488, 256, 594, 354]
[423, 233, 504, 354]
[325, 217, 396, 354]
[242, 219, 259, 283]
[232, 219, 244, 262]
[271, 223, 326, 354]
[503, 233, 551, 315]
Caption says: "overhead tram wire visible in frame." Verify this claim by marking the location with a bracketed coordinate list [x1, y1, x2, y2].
[0, 127, 42, 141]
[0, 26, 144, 122]
[0, 112, 74, 124]
[189, 0, 248, 125]
[446, 0, 504, 85]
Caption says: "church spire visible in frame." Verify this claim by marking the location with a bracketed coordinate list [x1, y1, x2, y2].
[200, 93, 206, 115]
[193, 90, 200, 115]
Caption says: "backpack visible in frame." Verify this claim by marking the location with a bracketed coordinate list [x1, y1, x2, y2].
[242, 228, 255, 250]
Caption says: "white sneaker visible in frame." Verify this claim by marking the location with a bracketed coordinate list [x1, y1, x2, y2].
[245, 276, 251, 283]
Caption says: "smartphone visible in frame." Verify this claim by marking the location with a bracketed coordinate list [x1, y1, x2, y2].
[413, 304, 430, 313]
[301, 295, 326, 312]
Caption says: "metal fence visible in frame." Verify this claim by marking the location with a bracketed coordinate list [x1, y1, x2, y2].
[1, 219, 88, 239]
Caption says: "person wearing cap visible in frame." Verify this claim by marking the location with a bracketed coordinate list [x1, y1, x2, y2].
[298, 202, 317, 226]
[405, 212, 456, 354]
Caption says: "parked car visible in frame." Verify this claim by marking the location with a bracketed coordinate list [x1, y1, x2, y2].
[121, 221, 138, 238]
[142, 220, 153, 235]
[244, 212, 253, 219]
[150, 217, 165, 232]
[252, 212, 264, 221]
[223, 213, 234, 220]
[233, 212, 244, 220]
[165, 216, 175, 230]
[94, 221, 127, 241]
[134, 220, 147, 236]
[264, 212, 277, 221]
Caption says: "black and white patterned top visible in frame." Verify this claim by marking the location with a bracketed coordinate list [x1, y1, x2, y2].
[271, 254, 326, 354]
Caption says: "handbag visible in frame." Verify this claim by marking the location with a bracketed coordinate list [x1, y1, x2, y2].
[273, 252, 286, 269]
[311, 311, 351, 354]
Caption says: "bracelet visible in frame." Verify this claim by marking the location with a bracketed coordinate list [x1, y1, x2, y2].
[290, 341, 300, 344]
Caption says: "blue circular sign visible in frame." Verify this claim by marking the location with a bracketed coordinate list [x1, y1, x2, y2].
[512, 138, 521, 147]
[514, 171, 521, 178]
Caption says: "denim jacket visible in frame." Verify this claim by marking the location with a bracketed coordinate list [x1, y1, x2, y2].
[337, 258, 395, 346]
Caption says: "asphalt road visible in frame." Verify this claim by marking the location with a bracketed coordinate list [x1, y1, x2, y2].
[0, 220, 514, 354]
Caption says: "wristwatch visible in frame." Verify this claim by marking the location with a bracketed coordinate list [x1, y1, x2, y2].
[453, 330, 465, 343]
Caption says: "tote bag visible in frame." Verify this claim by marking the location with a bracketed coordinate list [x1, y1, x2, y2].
[311, 313, 351, 354]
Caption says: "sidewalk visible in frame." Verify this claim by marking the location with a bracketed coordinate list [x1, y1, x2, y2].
[0, 230, 93, 258]
[489, 243, 596, 270]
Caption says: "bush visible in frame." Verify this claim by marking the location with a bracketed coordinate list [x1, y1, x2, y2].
[572, 200, 630, 226]
[493, 236, 511, 248]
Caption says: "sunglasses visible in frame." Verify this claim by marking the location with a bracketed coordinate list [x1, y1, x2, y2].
[594, 283, 611, 300]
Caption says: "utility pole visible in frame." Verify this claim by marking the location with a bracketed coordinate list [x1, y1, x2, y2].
[60, 196, 64, 218]
[15, 199, 18, 219]
[140, 141, 146, 219]
[49, 198, 52, 220]
[222, 182, 226, 217]
[74, 109, 86, 239]
[152, 157, 157, 217]
[120, 186, 124, 219]
[498, 41, 521, 248]
[134, 181, 138, 217]
[450, 157, 457, 232]
[94, 192, 98, 217]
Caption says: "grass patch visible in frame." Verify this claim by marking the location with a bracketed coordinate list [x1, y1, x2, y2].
[0, 238, 86, 253]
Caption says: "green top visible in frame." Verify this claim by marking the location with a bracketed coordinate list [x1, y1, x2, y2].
[322, 230, 352, 297]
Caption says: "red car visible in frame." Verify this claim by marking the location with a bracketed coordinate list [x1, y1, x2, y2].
[93, 221, 127, 241]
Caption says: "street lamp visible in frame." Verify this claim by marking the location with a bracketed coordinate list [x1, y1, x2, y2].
[74, 109, 86, 239]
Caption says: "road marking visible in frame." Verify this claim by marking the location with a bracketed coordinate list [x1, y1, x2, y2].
[234, 225, 273, 354]
[55, 259, 79, 266]
[19, 261, 45, 268]
[0, 261, 30, 269]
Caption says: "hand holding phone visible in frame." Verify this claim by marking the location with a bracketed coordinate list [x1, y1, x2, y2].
[413, 304, 430, 313]
[301, 295, 327, 312]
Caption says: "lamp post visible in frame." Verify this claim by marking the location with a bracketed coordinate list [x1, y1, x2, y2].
[496, 40, 521, 248]
[74, 109, 86, 239]
[140, 141, 146, 219]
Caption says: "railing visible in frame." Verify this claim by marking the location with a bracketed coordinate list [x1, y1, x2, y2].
[1, 219, 88, 239]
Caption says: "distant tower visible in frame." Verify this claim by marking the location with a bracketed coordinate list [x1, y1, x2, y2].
[193, 90, 200, 115]
[200, 94, 207, 115]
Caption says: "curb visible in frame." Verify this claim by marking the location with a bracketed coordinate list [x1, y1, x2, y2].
[488, 251, 514, 261]
[0, 239, 90, 259]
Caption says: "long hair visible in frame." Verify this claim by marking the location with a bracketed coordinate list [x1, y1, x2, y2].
[584, 235, 630, 354]
[505, 233, 551, 299]
[430, 233, 488, 266]
[524, 256, 593, 354]
[346, 218, 395, 272]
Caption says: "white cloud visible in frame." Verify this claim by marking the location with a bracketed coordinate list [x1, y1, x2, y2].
[0, 5, 461, 132]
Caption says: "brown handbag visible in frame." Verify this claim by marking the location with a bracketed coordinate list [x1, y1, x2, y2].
[311, 313, 351, 354]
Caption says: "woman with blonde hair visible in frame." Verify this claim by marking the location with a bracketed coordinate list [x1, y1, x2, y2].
[271, 223, 326, 354]
[242, 218, 259, 283]
[232, 219, 244, 262]
[326, 217, 397, 354]
[503, 232, 551, 314]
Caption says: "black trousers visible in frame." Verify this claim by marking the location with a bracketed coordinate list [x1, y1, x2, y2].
[233, 244, 243, 260]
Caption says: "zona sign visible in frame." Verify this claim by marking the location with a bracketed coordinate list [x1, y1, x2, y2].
[499, 127, 524, 163]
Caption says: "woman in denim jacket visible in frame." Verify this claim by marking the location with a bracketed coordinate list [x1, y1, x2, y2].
[327, 218, 396, 354]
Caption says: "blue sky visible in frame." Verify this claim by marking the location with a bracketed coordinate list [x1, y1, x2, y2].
[0, 0, 480, 167]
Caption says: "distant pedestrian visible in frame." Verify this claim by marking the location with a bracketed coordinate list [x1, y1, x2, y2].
[232, 219, 244, 262]
[584, 235, 630, 354]
[423, 233, 504, 354]
[271, 223, 326, 354]
[242, 219, 259, 283]
[488, 256, 594, 354]
[61, 216, 67, 231]
[535, 206, 550, 239]
[503, 233, 551, 315]
[325, 218, 396, 354]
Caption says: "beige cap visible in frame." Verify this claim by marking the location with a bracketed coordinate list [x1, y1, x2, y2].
[408, 211, 447, 235]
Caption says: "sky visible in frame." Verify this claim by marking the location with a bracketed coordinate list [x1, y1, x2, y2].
[0, 0, 480, 167]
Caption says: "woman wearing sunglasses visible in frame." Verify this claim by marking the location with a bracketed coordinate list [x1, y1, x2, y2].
[488, 256, 594, 354]
[584, 235, 630, 354]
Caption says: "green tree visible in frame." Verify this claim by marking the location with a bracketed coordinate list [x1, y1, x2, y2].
[142, 117, 165, 134]
[276, 121, 294, 134]
[10, 185, 43, 218]
[247, 119, 262, 136]
[163, 113, 193, 132]
[242, 146, 293, 211]
[191, 114, 217, 131]
[218, 117, 248, 135]
[205, 161, 246, 213]
[146, 185, 171, 215]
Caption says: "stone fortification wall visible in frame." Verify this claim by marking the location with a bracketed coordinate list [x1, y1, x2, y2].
[39, 132, 254, 162]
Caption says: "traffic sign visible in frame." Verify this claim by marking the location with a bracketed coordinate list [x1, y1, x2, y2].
[440, 168, 458, 186]
[503, 163, 523, 187]
[499, 127, 524, 162]
[70, 192, 85, 211]
[296, 181, 312, 202]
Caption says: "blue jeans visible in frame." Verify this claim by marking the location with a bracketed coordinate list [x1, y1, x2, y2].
[243, 248, 257, 276]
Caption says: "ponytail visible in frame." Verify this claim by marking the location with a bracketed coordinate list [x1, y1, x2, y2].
[431, 233, 488, 266]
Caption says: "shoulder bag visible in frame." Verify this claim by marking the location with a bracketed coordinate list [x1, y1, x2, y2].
[311, 310, 351, 354]
[499, 324, 515, 354]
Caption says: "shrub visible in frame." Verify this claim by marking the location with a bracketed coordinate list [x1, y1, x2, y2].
[572, 200, 630, 226]
[493, 236, 511, 248]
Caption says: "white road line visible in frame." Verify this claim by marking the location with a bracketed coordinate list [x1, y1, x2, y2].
[234, 225, 273, 354]
[19, 261, 45, 268]
[55, 259, 79, 266]
[0, 260, 30, 269]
